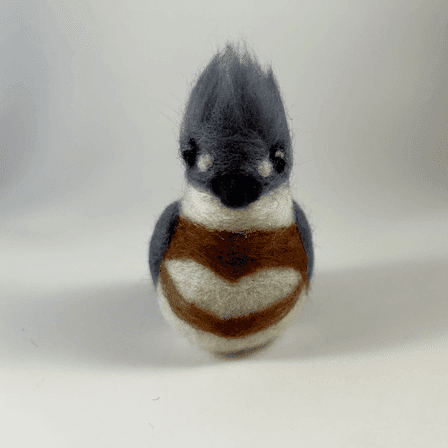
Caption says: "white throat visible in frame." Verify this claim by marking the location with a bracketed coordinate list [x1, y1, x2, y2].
[180, 182, 294, 231]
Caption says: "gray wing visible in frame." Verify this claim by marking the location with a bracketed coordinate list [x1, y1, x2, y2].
[149, 200, 181, 288]
[293, 200, 314, 283]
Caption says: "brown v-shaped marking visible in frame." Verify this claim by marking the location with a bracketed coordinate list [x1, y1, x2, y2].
[164, 216, 309, 285]
[160, 262, 306, 339]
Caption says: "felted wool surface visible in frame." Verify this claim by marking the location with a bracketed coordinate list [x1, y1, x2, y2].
[154, 183, 310, 355]
[149, 43, 314, 356]
[179, 43, 294, 204]
[156, 274, 308, 355]
[181, 181, 296, 232]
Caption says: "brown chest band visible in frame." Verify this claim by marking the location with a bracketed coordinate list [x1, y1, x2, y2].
[159, 217, 309, 339]
[164, 217, 308, 284]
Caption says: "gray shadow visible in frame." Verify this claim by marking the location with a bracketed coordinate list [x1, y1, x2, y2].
[1, 279, 215, 369]
[264, 256, 448, 361]
[1, 257, 447, 369]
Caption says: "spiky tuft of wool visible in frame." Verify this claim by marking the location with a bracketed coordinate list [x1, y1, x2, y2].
[179, 42, 293, 194]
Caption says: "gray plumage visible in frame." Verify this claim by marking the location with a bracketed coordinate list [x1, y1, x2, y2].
[179, 43, 293, 205]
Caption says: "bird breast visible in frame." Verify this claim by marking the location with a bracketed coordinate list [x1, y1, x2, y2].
[164, 259, 303, 319]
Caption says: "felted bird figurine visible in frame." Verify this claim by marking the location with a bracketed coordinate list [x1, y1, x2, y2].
[149, 42, 314, 358]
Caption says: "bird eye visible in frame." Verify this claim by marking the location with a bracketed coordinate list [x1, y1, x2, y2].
[182, 138, 199, 168]
[269, 144, 286, 173]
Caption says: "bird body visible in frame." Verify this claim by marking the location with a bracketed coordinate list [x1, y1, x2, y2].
[149, 43, 314, 357]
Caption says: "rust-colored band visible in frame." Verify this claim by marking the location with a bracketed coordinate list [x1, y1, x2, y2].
[160, 261, 306, 339]
[164, 216, 309, 285]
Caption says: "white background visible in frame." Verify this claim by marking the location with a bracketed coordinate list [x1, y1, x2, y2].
[1, 1, 447, 446]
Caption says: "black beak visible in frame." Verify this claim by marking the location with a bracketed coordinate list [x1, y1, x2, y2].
[210, 172, 262, 209]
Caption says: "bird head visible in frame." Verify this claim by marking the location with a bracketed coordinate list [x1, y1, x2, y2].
[179, 43, 293, 210]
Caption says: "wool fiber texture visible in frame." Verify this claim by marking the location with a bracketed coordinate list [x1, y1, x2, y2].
[179, 41, 293, 199]
[156, 275, 309, 355]
[159, 215, 308, 338]
[149, 42, 314, 356]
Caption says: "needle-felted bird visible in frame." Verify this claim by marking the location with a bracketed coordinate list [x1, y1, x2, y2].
[149, 42, 314, 358]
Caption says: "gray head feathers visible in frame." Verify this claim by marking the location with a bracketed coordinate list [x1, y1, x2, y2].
[179, 42, 293, 208]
